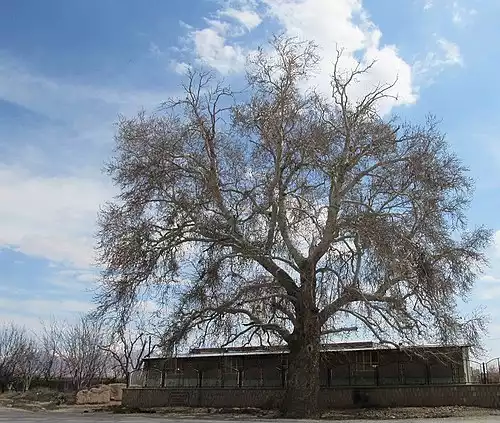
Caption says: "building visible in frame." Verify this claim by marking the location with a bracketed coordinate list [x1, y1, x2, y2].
[140, 341, 471, 388]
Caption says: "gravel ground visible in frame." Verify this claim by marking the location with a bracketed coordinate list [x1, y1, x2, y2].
[3, 407, 500, 423]
[2, 405, 500, 422]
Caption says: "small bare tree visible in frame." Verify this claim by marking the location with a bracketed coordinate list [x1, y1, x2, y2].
[96, 36, 490, 417]
[50, 316, 109, 391]
[38, 319, 60, 382]
[15, 338, 43, 392]
[0, 324, 30, 392]
[98, 316, 155, 386]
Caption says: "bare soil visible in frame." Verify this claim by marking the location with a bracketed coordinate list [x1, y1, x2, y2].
[0, 388, 76, 412]
[322, 406, 500, 420]
[98, 405, 500, 420]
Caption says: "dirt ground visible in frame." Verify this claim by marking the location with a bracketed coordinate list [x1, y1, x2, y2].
[2, 391, 500, 420]
[0, 389, 76, 411]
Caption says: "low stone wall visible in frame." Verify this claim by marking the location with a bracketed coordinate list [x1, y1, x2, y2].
[321, 385, 500, 409]
[123, 384, 500, 410]
[123, 387, 283, 409]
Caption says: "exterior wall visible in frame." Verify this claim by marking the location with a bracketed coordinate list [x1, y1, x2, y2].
[143, 346, 468, 388]
[123, 384, 500, 410]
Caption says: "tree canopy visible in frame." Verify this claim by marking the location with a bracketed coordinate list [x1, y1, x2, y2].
[96, 36, 491, 417]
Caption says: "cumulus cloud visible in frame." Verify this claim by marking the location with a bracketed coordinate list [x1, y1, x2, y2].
[170, 60, 191, 75]
[182, 0, 417, 114]
[220, 8, 262, 30]
[191, 20, 247, 74]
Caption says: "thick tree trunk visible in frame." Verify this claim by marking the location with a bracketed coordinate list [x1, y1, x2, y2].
[283, 267, 321, 418]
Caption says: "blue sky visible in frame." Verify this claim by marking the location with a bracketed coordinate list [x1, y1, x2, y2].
[1, 0, 500, 356]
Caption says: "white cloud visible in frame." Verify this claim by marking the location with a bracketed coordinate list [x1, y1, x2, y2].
[423, 0, 433, 10]
[0, 54, 177, 269]
[0, 164, 115, 268]
[191, 23, 247, 74]
[413, 37, 463, 85]
[437, 38, 463, 65]
[170, 60, 191, 75]
[264, 0, 416, 114]
[0, 296, 93, 330]
[149, 42, 163, 57]
[452, 1, 477, 25]
[482, 275, 500, 284]
[183, 0, 417, 114]
[0, 53, 167, 122]
[473, 230, 500, 300]
[220, 8, 262, 30]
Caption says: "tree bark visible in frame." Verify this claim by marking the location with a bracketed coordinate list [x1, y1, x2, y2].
[284, 269, 321, 418]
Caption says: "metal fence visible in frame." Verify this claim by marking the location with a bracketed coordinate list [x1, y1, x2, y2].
[129, 357, 500, 389]
[469, 358, 500, 384]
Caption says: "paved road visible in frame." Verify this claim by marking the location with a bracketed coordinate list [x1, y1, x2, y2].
[3, 410, 500, 423]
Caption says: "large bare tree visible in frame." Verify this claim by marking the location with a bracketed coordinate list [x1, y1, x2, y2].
[96, 36, 490, 417]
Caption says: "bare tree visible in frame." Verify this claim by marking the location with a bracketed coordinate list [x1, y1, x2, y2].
[15, 338, 43, 392]
[98, 316, 155, 387]
[95, 36, 491, 417]
[38, 319, 60, 382]
[0, 324, 30, 392]
[51, 316, 109, 391]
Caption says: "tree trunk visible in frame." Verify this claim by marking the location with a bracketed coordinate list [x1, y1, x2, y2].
[284, 268, 321, 418]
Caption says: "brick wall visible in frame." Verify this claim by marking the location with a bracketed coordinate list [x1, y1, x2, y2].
[123, 384, 500, 410]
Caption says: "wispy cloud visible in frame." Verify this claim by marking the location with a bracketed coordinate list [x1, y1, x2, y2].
[0, 164, 114, 267]
[0, 296, 93, 331]
[0, 53, 167, 123]
[437, 38, 463, 65]
[0, 54, 172, 270]
[452, 1, 478, 25]
[413, 37, 463, 85]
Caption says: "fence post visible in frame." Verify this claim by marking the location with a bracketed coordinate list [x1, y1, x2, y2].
[482, 362, 487, 384]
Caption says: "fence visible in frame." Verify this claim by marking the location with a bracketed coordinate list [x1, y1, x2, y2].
[469, 358, 500, 384]
[131, 362, 482, 389]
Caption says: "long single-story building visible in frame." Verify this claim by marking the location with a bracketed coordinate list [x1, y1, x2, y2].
[140, 341, 471, 388]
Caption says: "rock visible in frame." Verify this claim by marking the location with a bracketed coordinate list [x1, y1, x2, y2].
[76, 389, 89, 405]
[76, 386, 111, 405]
[109, 383, 127, 401]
